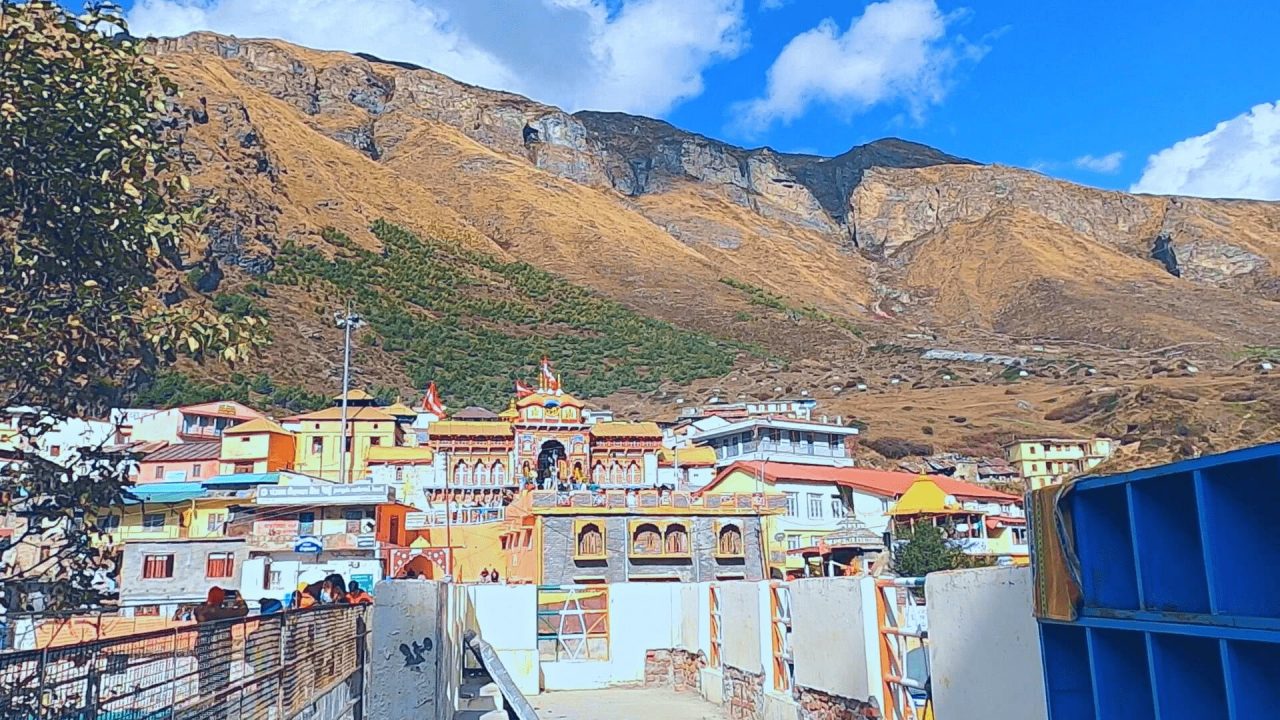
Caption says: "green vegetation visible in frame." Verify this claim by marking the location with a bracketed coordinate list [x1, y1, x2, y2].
[718, 278, 862, 336]
[266, 221, 738, 407]
[893, 523, 984, 580]
[212, 292, 267, 318]
[134, 370, 329, 412]
[1238, 345, 1280, 361]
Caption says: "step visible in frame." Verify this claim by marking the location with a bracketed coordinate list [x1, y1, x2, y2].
[460, 680, 502, 700]
[459, 695, 498, 712]
[453, 710, 506, 720]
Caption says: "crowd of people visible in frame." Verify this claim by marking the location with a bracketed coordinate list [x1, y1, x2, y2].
[427, 489, 515, 508]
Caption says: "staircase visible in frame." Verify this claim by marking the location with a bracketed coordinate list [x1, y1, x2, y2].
[455, 670, 507, 720]
[454, 630, 538, 720]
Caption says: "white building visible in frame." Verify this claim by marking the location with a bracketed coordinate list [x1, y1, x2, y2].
[681, 417, 861, 469]
[123, 400, 264, 444]
[0, 406, 115, 463]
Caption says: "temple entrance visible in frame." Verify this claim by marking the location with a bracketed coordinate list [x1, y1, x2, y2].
[537, 440, 568, 487]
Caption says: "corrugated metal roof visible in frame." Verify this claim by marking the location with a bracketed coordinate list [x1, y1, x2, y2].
[124, 482, 207, 504]
[139, 441, 221, 463]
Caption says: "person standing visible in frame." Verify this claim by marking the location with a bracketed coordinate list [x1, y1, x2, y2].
[347, 581, 373, 605]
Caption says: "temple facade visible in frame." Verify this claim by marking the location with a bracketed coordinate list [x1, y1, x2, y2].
[412, 359, 664, 500]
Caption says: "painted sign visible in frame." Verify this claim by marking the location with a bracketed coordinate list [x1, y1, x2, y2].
[351, 573, 374, 592]
[257, 483, 395, 505]
[294, 536, 323, 553]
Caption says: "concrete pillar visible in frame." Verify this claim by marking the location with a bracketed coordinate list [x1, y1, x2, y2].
[367, 580, 446, 720]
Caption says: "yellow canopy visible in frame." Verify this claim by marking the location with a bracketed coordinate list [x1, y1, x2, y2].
[887, 476, 967, 516]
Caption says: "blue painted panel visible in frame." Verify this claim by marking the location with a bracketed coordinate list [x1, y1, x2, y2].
[1087, 627, 1155, 720]
[1128, 472, 1210, 614]
[1149, 633, 1228, 720]
[1042, 624, 1092, 720]
[1072, 484, 1139, 611]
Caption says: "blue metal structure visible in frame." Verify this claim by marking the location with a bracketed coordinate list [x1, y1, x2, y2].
[1039, 442, 1280, 719]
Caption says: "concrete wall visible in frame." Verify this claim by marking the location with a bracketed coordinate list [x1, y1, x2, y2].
[790, 577, 876, 701]
[120, 538, 248, 607]
[368, 580, 468, 720]
[718, 581, 763, 673]
[540, 515, 767, 585]
[926, 566, 1047, 720]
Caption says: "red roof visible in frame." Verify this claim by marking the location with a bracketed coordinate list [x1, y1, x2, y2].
[702, 461, 1018, 502]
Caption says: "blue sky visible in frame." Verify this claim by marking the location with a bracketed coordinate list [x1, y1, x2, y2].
[103, 0, 1280, 199]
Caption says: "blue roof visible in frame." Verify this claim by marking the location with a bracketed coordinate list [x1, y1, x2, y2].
[201, 472, 283, 487]
[125, 482, 208, 504]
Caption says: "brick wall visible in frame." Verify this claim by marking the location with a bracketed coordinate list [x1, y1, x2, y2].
[672, 649, 703, 693]
[644, 649, 673, 686]
[723, 665, 764, 720]
[797, 687, 878, 720]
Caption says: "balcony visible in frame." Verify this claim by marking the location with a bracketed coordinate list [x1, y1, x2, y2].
[404, 506, 506, 529]
[716, 439, 852, 465]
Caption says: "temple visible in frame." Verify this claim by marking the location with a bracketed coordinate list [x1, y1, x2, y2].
[408, 358, 664, 503]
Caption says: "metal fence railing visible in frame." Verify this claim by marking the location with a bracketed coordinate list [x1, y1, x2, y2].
[0, 604, 370, 720]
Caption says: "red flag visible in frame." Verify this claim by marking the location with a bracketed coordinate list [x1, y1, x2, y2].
[421, 381, 447, 416]
[514, 379, 534, 398]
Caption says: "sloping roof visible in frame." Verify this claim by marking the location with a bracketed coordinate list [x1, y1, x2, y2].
[429, 420, 513, 437]
[177, 400, 263, 421]
[332, 389, 374, 402]
[658, 446, 718, 466]
[516, 392, 585, 409]
[383, 402, 418, 418]
[124, 482, 208, 504]
[453, 406, 500, 420]
[701, 461, 1018, 502]
[222, 417, 292, 436]
[590, 421, 663, 439]
[888, 477, 966, 516]
[290, 406, 396, 422]
[138, 441, 221, 463]
[366, 446, 435, 464]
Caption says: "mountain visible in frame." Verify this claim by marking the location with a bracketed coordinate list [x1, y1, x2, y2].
[138, 32, 1280, 467]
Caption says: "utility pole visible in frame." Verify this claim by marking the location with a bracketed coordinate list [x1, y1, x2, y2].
[335, 303, 361, 485]
[442, 451, 454, 582]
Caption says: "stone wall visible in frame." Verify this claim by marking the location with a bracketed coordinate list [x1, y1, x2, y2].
[796, 687, 876, 720]
[724, 665, 765, 720]
[540, 516, 767, 585]
[644, 649, 705, 693]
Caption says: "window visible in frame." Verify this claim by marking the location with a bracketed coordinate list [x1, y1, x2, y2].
[663, 524, 690, 555]
[831, 497, 847, 518]
[298, 511, 315, 536]
[717, 524, 744, 556]
[1031, 463, 1039, 473]
[345, 509, 364, 533]
[142, 554, 174, 579]
[206, 552, 235, 578]
[192, 463, 202, 478]
[134, 605, 161, 617]
[807, 493, 823, 518]
[268, 570, 282, 589]
[493, 462, 507, 485]
[49, 445, 61, 458]
[575, 521, 606, 559]
[475, 463, 490, 485]
[153, 465, 165, 480]
[786, 535, 802, 550]
[143, 513, 165, 530]
[881, 498, 891, 513]
[206, 513, 226, 533]
[784, 492, 799, 517]
[455, 462, 471, 486]
[370, 436, 381, 446]
[234, 462, 254, 474]
[311, 437, 323, 455]
[345, 436, 353, 452]
[631, 523, 663, 555]
[240, 436, 251, 443]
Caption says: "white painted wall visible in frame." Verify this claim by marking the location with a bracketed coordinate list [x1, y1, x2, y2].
[468, 584, 539, 696]
[238, 556, 383, 604]
[926, 566, 1048, 720]
[719, 581, 763, 673]
[790, 578, 876, 702]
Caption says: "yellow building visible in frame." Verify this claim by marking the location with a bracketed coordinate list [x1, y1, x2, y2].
[289, 401, 403, 482]
[219, 417, 296, 475]
[100, 483, 238, 544]
[1003, 437, 1114, 489]
[888, 476, 1028, 562]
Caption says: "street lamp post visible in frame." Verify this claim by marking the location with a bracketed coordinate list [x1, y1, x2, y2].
[334, 304, 361, 485]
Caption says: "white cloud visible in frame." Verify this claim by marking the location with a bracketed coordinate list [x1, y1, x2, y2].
[127, 0, 745, 117]
[1072, 152, 1124, 174]
[760, 0, 792, 9]
[1131, 102, 1280, 200]
[734, 0, 985, 132]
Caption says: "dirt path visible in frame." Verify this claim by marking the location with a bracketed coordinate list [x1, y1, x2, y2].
[530, 687, 728, 720]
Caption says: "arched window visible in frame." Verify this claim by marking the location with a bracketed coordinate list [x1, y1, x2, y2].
[455, 462, 471, 486]
[492, 461, 507, 486]
[718, 525, 744, 556]
[474, 462, 490, 486]
[577, 522, 604, 558]
[632, 523, 662, 555]
[626, 461, 640, 485]
[610, 462, 624, 484]
[592, 462, 605, 484]
[664, 524, 689, 554]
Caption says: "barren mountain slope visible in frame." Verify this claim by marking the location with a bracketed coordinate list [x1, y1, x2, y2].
[136, 32, 1280, 468]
